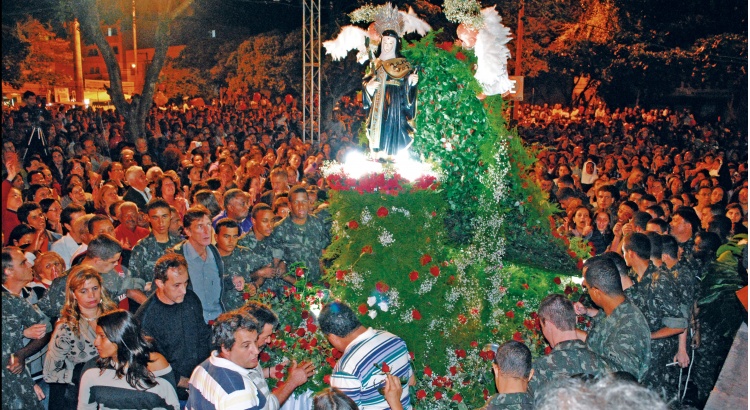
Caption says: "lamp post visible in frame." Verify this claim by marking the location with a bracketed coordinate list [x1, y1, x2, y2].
[512, 0, 525, 120]
[132, 0, 138, 92]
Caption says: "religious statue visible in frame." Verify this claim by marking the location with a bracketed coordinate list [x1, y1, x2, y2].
[322, 2, 431, 158]
[363, 30, 419, 157]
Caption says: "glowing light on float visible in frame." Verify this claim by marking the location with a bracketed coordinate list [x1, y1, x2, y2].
[343, 151, 383, 179]
[394, 149, 436, 181]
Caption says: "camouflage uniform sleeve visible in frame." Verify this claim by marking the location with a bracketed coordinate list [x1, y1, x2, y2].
[128, 243, 147, 282]
[36, 276, 67, 319]
[651, 272, 688, 330]
[613, 307, 651, 381]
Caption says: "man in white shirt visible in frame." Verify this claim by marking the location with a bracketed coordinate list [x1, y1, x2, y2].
[49, 204, 86, 269]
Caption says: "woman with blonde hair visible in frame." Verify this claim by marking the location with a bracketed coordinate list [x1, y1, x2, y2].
[43, 266, 117, 409]
[25, 252, 65, 304]
[94, 183, 121, 219]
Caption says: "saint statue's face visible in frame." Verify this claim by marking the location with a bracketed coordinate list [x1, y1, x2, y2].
[381, 36, 397, 56]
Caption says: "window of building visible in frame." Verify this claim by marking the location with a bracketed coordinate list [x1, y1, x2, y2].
[87, 49, 99, 57]
[112, 46, 119, 55]
[107, 27, 118, 36]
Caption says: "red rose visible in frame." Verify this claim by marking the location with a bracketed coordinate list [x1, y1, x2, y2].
[430, 266, 440, 277]
[326, 357, 337, 367]
[376, 206, 389, 217]
[416, 390, 427, 400]
[409, 270, 419, 281]
[484, 350, 495, 361]
[523, 319, 534, 330]
[455, 51, 466, 61]
[335, 270, 346, 280]
[375, 281, 390, 293]
[347, 220, 359, 229]
[243, 292, 250, 300]
[323, 374, 331, 385]
[522, 283, 529, 290]
[301, 310, 309, 319]
[307, 323, 317, 333]
[483, 388, 490, 400]
[470, 340, 478, 348]
[381, 362, 390, 372]
[449, 366, 457, 375]
[275, 371, 284, 379]
[295, 267, 304, 277]
[332, 348, 343, 359]
[259, 352, 270, 363]
[284, 325, 292, 333]
[361, 245, 373, 254]
[420, 254, 432, 266]
[412, 309, 422, 320]
[434, 391, 443, 400]
[564, 285, 573, 295]
[577, 259, 584, 270]
[506, 311, 515, 319]
[513, 332, 523, 342]
[452, 394, 463, 403]
[296, 328, 306, 337]
[458, 314, 467, 324]
[553, 277, 562, 285]
[455, 349, 467, 358]
[431, 211, 437, 217]
[424, 366, 433, 377]
[527, 195, 533, 203]
[530, 312, 538, 319]
[516, 300, 525, 307]
[544, 346, 552, 355]
[358, 304, 368, 315]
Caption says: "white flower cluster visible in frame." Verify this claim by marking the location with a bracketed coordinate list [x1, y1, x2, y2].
[486, 271, 506, 305]
[428, 319, 440, 332]
[386, 289, 400, 308]
[344, 270, 365, 291]
[418, 276, 437, 295]
[390, 206, 410, 217]
[378, 229, 395, 247]
[400, 310, 414, 323]
[361, 208, 373, 224]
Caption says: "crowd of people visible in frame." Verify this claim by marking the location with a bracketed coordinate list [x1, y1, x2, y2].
[1, 90, 747, 410]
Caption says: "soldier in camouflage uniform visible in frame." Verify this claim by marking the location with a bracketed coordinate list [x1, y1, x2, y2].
[215, 218, 255, 310]
[530, 294, 608, 395]
[480, 341, 533, 410]
[2, 247, 52, 410]
[581, 257, 651, 381]
[623, 233, 687, 402]
[238, 203, 288, 295]
[128, 199, 182, 284]
[267, 186, 331, 283]
[669, 208, 700, 261]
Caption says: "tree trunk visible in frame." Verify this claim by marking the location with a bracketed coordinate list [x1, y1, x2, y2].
[73, 0, 192, 143]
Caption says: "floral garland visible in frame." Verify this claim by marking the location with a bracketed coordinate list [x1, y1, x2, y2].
[442, 0, 484, 30]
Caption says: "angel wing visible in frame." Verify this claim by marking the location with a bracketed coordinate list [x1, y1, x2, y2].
[474, 7, 515, 96]
[399, 7, 431, 36]
[323, 26, 370, 62]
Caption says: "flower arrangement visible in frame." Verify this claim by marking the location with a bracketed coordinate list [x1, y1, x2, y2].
[244, 263, 337, 394]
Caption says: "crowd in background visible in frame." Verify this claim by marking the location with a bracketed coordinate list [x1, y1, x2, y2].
[1, 91, 747, 410]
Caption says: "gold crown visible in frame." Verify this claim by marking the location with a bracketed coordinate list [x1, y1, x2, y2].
[373, 3, 403, 35]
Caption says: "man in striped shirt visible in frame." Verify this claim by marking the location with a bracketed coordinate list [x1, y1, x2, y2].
[319, 302, 414, 409]
[187, 311, 266, 410]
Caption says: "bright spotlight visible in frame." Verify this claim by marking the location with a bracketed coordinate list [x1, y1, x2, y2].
[343, 150, 382, 179]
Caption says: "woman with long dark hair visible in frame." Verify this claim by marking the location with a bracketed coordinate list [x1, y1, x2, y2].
[78, 310, 179, 410]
